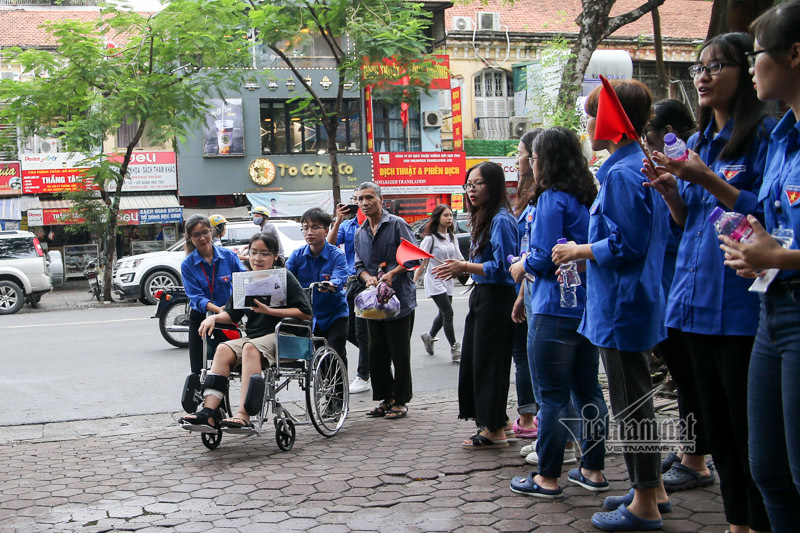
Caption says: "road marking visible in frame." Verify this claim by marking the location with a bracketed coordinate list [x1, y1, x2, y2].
[4, 318, 150, 329]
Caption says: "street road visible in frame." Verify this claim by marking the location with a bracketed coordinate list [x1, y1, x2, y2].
[0, 287, 472, 426]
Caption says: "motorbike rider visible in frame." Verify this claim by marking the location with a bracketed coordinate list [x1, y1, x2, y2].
[251, 206, 283, 256]
[209, 214, 227, 246]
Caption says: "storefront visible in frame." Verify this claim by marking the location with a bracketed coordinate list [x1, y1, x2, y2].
[0, 161, 23, 230]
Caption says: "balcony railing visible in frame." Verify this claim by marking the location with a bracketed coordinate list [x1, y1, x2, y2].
[0, 0, 100, 6]
[474, 117, 511, 140]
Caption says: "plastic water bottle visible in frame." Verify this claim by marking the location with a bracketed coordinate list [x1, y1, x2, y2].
[555, 238, 580, 308]
[507, 254, 535, 283]
[708, 207, 755, 243]
[663, 133, 688, 161]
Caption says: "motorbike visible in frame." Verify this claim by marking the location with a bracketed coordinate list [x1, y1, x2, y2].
[84, 259, 102, 302]
[153, 287, 190, 348]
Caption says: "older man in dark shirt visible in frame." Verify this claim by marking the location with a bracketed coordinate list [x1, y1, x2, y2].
[353, 182, 417, 420]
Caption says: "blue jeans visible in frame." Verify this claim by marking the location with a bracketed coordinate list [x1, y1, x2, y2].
[512, 319, 537, 415]
[529, 314, 607, 478]
[749, 289, 800, 532]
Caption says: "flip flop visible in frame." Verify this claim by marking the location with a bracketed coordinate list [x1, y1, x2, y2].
[220, 416, 254, 429]
[384, 405, 408, 419]
[462, 433, 509, 449]
[591, 504, 663, 531]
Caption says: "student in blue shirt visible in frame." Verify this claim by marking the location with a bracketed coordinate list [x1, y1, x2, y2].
[432, 162, 518, 450]
[718, 5, 800, 530]
[644, 33, 773, 533]
[180, 214, 246, 377]
[287, 208, 350, 363]
[508, 127, 608, 500]
[553, 80, 668, 531]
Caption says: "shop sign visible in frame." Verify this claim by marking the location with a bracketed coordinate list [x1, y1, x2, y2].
[451, 193, 464, 212]
[0, 162, 22, 197]
[451, 86, 463, 152]
[21, 153, 93, 194]
[363, 55, 450, 91]
[28, 207, 143, 226]
[106, 151, 177, 192]
[373, 152, 466, 194]
[139, 207, 183, 224]
[0, 220, 21, 230]
[466, 157, 518, 182]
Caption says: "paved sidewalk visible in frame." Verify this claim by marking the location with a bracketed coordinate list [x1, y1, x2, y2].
[0, 392, 725, 532]
[17, 281, 141, 314]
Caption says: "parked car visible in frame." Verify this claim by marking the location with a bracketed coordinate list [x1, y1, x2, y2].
[411, 214, 471, 285]
[112, 219, 304, 305]
[0, 230, 53, 314]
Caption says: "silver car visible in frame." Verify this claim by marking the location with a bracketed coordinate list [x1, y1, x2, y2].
[0, 230, 53, 314]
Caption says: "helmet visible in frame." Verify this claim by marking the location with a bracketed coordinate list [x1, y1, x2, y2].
[209, 214, 227, 227]
[251, 206, 270, 217]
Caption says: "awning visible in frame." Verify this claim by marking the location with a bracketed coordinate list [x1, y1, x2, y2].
[118, 194, 181, 211]
[0, 197, 21, 220]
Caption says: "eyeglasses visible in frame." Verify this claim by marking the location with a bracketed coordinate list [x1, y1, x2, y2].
[463, 181, 486, 191]
[189, 229, 211, 240]
[247, 250, 274, 259]
[301, 225, 326, 233]
[688, 61, 736, 78]
[745, 48, 780, 69]
[528, 156, 537, 167]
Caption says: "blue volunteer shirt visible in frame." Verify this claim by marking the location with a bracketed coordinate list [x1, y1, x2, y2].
[760, 111, 800, 280]
[335, 217, 359, 275]
[579, 142, 668, 352]
[181, 246, 246, 313]
[524, 189, 589, 319]
[666, 116, 775, 336]
[286, 242, 350, 332]
[470, 207, 517, 286]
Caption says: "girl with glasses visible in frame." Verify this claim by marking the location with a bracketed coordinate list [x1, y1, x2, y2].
[180, 215, 246, 381]
[643, 33, 775, 533]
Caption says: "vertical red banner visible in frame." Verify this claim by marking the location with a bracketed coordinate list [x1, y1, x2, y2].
[451, 86, 463, 152]
[364, 86, 374, 153]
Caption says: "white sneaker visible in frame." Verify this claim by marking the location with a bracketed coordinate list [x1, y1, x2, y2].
[520, 440, 537, 457]
[349, 377, 370, 394]
[450, 342, 461, 362]
[525, 447, 578, 465]
[563, 448, 578, 464]
[421, 332, 437, 355]
[525, 451, 540, 465]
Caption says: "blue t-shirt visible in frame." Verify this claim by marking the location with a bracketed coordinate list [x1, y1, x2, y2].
[335, 217, 358, 275]
[524, 189, 589, 319]
[286, 242, 349, 332]
[181, 246, 246, 313]
[579, 143, 668, 352]
[666, 116, 775, 336]
[470, 207, 517, 286]
[759, 111, 800, 280]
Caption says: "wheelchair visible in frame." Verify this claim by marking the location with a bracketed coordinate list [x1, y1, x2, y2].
[180, 295, 349, 451]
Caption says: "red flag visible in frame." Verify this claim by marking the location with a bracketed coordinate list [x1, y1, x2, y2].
[593, 75, 639, 144]
[399, 74, 410, 128]
[396, 238, 436, 269]
[356, 207, 366, 225]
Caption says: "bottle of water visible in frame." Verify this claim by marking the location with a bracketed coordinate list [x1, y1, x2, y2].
[708, 207, 755, 243]
[663, 133, 688, 161]
[555, 238, 580, 308]
[507, 254, 535, 283]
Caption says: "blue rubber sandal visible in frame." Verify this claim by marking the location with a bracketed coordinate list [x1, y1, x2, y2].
[567, 467, 610, 492]
[591, 504, 663, 531]
[509, 473, 563, 499]
[603, 489, 671, 514]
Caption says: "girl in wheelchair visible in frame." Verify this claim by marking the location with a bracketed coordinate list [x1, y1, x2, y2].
[179, 232, 312, 430]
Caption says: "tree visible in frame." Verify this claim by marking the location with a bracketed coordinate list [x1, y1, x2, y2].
[0, 0, 252, 300]
[246, 0, 438, 205]
[706, 0, 773, 39]
[557, 0, 666, 113]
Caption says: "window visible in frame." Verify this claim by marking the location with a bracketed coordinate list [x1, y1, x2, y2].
[372, 102, 421, 152]
[116, 118, 140, 149]
[0, 124, 18, 160]
[259, 99, 361, 154]
[0, 238, 36, 260]
[473, 69, 514, 118]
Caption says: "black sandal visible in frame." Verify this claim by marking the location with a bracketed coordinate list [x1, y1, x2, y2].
[179, 407, 221, 427]
[385, 405, 408, 419]
[366, 400, 393, 417]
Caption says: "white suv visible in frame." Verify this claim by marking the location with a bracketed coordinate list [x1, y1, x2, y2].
[0, 230, 53, 314]
[112, 219, 304, 304]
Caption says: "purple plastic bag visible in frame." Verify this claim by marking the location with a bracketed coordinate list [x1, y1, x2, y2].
[355, 285, 400, 320]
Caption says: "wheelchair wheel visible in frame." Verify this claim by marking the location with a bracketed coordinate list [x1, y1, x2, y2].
[201, 428, 222, 450]
[159, 299, 190, 348]
[306, 345, 348, 437]
[275, 419, 295, 451]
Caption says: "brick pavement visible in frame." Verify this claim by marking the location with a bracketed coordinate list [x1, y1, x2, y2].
[16, 281, 141, 315]
[0, 392, 726, 532]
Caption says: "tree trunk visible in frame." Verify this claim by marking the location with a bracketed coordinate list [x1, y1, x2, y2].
[706, 0, 728, 39]
[726, 0, 772, 33]
[327, 120, 341, 206]
[558, 12, 607, 112]
[652, 7, 669, 101]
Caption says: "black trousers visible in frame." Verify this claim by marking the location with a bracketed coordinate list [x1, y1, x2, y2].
[346, 288, 370, 380]
[683, 333, 770, 531]
[600, 347, 661, 490]
[458, 284, 516, 432]
[430, 293, 456, 345]
[315, 316, 348, 368]
[654, 327, 710, 454]
[367, 312, 414, 405]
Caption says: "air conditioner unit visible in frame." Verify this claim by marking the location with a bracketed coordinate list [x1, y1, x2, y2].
[37, 137, 60, 153]
[423, 111, 443, 128]
[452, 16, 473, 31]
[510, 116, 532, 139]
[477, 12, 501, 31]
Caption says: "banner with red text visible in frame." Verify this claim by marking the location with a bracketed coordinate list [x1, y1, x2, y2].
[21, 153, 92, 194]
[27, 207, 141, 226]
[372, 152, 466, 194]
[0, 161, 22, 196]
[451, 86, 463, 152]
[106, 151, 177, 191]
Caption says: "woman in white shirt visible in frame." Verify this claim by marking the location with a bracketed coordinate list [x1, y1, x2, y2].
[415, 204, 464, 361]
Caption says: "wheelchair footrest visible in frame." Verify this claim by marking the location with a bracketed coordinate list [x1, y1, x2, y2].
[221, 425, 260, 436]
[180, 421, 219, 434]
